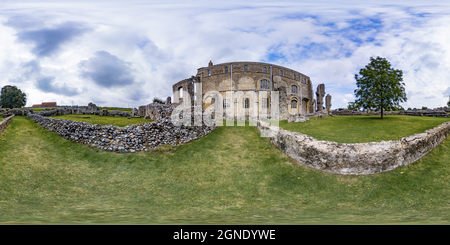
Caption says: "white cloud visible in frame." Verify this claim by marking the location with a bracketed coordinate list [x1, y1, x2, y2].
[0, 1, 450, 109]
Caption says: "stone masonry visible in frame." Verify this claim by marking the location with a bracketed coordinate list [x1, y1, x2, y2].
[256, 120, 450, 175]
[0, 115, 14, 134]
[316, 84, 325, 112]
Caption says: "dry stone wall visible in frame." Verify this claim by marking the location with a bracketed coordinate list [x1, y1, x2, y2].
[0, 115, 14, 134]
[256, 120, 450, 175]
[28, 113, 217, 152]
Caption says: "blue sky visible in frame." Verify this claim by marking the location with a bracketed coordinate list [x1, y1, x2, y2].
[1, 0, 450, 109]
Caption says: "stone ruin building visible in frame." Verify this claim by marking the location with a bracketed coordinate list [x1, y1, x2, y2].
[133, 61, 332, 122]
[170, 61, 331, 120]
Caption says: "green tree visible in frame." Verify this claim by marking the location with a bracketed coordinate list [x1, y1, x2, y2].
[447, 96, 450, 107]
[347, 102, 358, 110]
[354, 56, 407, 119]
[0, 85, 27, 109]
[153, 97, 165, 104]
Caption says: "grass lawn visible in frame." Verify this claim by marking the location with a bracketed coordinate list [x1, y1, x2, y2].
[1, 116, 450, 224]
[100, 107, 132, 113]
[49, 114, 153, 127]
[279, 115, 450, 143]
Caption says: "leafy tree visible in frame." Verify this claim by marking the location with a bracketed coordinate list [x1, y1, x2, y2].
[153, 97, 165, 104]
[354, 56, 407, 119]
[0, 85, 27, 109]
[447, 96, 450, 107]
[347, 102, 358, 110]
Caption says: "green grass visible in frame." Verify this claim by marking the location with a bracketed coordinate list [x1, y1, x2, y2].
[100, 107, 132, 113]
[1, 116, 450, 224]
[279, 115, 450, 143]
[49, 114, 153, 127]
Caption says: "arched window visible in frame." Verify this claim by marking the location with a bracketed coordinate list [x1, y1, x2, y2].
[263, 67, 267, 73]
[291, 85, 297, 93]
[225, 66, 228, 73]
[280, 70, 283, 76]
[223, 99, 230, 108]
[208, 70, 210, 76]
[244, 65, 248, 72]
[260, 79, 269, 89]
[291, 100, 297, 109]
[293, 74, 296, 80]
[178, 87, 183, 98]
[243, 98, 250, 108]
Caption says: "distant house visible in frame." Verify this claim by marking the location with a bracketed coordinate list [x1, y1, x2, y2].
[32, 102, 57, 107]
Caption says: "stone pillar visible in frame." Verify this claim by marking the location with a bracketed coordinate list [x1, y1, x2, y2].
[316, 84, 325, 112]
[325, 94, 332, 114]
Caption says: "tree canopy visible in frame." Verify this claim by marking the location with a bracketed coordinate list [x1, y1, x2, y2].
[353, 56, 407, 119]
[447, 96, 450, 107]
[0, 85, 27, 109]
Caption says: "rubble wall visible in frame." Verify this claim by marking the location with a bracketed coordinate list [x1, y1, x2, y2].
[256, 120, 450, 175]
[27, 113, 217, 153]
[0, 115, 14, 134]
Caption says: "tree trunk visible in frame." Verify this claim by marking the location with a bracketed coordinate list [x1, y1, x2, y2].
[381, 107, 383, 119]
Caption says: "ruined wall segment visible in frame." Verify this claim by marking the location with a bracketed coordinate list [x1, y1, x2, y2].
[27, 113, 217, 153]
[256, 120, 450, 175]
[0, 115, 14, 135]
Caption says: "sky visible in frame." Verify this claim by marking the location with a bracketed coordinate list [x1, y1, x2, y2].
[1, 0, 450, 109]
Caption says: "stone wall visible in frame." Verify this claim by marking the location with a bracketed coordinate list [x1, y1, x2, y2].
[37, 107, 130, 117]
[0, 115, 14, 134]
[256, 120, 450, 175]
[331, 109, 449, 117]
[136, 103, 174, 121]
[27, 113, 217, 152]
[398, 110, 448, 117]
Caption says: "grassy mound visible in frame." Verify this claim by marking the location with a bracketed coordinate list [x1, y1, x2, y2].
[279, 115, 450, 143]
[49, 114, 153, 127]
[1, 116, 450, 224]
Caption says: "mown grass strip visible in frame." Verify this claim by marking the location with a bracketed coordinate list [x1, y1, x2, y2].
[279, 115, 450, 143]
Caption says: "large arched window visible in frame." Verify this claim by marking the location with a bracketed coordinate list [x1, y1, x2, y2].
[291, 85, 297, 93]
[291, 99, 297, 109]
[225, 66, 228, 73]
[260, 79, 270, 89]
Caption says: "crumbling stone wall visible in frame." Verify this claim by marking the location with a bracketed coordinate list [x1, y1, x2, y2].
[27, 113, 217, 153]
[37, 107, 130, 117]
[398, 109, 448, 117]
[0, 115, 14, 134]
[3, 108, 34, 116]
[256, 120, 450, 175]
